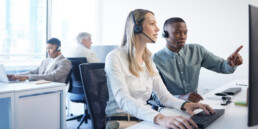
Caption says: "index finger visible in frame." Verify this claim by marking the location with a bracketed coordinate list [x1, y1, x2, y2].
[205, 105, 215, 114]
[233, 45, 243, 55]
[200, 104, 211, 115]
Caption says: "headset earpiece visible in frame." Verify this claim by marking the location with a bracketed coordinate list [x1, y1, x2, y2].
[134, 25, 142, 34]
[132, 11, 143, 33]
[162, 20, 169, 38]
[162, 31, 169, 38]
[55, 45, 61, 51]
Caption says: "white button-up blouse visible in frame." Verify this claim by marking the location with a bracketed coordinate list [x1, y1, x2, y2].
[105, 47, 185, 123]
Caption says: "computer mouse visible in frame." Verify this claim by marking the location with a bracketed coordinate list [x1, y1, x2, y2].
[215, 92, 227, 96]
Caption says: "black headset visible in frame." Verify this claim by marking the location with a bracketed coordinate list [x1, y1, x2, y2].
[162, 20, 169, 38]
[132, 11, 143, 34]
[131, 10, 155, 43]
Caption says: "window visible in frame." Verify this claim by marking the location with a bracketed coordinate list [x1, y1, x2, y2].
[50, 0, 97, 56]
[0, 0, 46, 72]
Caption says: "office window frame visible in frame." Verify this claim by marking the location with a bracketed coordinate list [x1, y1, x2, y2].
[0, 0, 49, 73]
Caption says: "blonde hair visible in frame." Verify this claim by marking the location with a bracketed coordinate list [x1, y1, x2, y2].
[121, 9, 155, 77]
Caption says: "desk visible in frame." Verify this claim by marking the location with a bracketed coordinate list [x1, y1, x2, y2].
[0, 81, 66, 129]
[127, 79, 258, 129]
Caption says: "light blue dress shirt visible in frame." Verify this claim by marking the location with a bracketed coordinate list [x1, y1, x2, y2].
[153, 44, 236, 95]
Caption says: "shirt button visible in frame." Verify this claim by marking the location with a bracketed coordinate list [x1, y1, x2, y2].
[178, 62, 181, 64]
[183, 81, 185, 83]
[181, 72, 183, 74]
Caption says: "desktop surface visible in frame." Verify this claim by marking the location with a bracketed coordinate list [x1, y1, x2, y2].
[127, 79, 258, 129]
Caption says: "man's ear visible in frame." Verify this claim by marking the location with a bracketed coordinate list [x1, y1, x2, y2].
[81, 38, 85, 43]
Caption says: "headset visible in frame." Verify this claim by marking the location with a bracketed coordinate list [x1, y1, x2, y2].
[162, 19, 169, 38]
[47, 38, 61, 52]
[132, 10, 155, 43]
[55, 44, 61, 51]
[47, 44, 60, 54]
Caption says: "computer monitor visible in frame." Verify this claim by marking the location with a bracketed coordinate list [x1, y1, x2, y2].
[91, 45, 118, 62]
[248, 4, 258, 127]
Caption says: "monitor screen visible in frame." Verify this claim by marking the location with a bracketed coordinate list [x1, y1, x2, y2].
[248, 4, 258, 127]
[91, 45, 118, 62]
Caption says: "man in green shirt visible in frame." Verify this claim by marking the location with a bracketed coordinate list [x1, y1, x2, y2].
[153, 17, 243, 102]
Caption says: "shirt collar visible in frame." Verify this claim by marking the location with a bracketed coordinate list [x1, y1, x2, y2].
[52, 54, 62, 61]
[78, 43, 90, 50]
[165, 46, 185, 57]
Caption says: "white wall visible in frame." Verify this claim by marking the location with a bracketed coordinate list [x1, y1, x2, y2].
[97, 0, 258, 92]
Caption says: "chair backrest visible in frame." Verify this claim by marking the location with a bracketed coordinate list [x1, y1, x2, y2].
[80, 63, 108, 129]
[65, 68, 72, 85]
[67, 57, 87, 102]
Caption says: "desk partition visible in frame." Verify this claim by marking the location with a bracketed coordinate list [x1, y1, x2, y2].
[0, 94, 13, 129]
[0, 82, 66, 129]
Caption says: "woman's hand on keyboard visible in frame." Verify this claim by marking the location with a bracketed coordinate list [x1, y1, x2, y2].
[184, 103, 215, 116]
[154, 113, 198, 129]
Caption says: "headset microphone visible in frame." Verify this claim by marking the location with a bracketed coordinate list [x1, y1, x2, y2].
[141, 32, 155, 43]
[132, 11, 155, 43]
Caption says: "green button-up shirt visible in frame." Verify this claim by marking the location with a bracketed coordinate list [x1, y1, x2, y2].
[153, 44, 236, 95]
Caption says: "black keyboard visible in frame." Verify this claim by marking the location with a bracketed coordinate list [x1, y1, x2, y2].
[191, 109, 225, 129]
[222, 87, 242, 95]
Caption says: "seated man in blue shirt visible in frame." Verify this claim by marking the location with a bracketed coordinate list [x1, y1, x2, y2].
[153, 17, 243, 102]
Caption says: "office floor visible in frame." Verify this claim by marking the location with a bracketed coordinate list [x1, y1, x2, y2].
[66, 119, 92, 129]
[66, 94, 91, 128]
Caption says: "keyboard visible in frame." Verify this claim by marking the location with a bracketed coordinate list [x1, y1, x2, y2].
[191, 109, 225, 129]
[222, 87, 242, 95]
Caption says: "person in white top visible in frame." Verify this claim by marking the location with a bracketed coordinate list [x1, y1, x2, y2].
[104, 9, 215, 129]
[68, 32, 99, 62]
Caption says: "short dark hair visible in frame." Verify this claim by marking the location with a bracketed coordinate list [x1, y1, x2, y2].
[47, 38, 61, 47]
[163, 17, 185, 31]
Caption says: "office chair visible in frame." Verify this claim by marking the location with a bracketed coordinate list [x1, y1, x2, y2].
[65, 68, 72, 85]
[79, 63, 107, 129]
[66, 57, 90, 129]
[79, 63, 162, 129]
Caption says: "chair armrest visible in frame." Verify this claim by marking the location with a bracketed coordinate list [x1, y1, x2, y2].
[147, 100, 165, 111]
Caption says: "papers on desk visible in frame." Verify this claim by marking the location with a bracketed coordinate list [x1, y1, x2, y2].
[206, 96, 222, 100]
[30, 80, 51, 85]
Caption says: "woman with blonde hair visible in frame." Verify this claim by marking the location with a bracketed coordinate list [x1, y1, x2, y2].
[105, 9, 214, 129]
